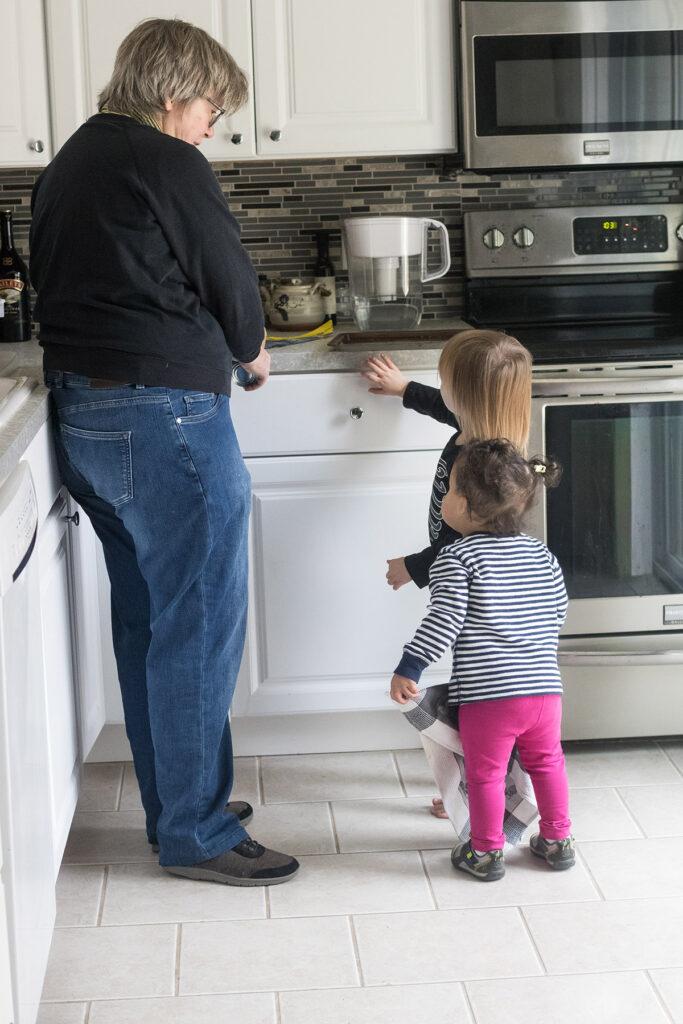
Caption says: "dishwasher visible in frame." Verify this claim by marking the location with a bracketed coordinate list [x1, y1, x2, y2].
[0, 460, 55, 1024]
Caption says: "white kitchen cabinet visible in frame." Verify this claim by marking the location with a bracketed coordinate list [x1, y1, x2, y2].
[0, 0, 51, 166]
[45, 0, 255, 158]
[0, 415, 107, 1023]
[45, 0, 455, 160]
[252, 0, 456, 156]
[229, 370, 451, 740]
[36, 490, 79, 875]
[232, 448, 450, 719]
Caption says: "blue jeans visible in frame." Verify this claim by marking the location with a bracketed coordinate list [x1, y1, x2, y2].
[46, 371, 250, 865]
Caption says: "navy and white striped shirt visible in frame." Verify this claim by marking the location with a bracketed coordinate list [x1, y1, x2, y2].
[395, 532, 568, 705]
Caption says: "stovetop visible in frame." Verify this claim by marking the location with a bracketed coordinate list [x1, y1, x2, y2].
[464, 203, 683, 366]
[475, 320, 683, 366]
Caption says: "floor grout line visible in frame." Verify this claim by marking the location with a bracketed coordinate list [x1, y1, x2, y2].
[95, 865, 109, 927]
[418, 849, 439, 910]
[461, 981, 479, 1024]
[612, 786, 649, 838]
[391, 749, 410, 797]
[516, 905, 549, 975]
[574, 845, 607, 901]
[347, 914, 366, 987]
[115, 762, 125, 811]
[174, 923, 182, 997]
[655, 739, 683, 780]
[328, 801, 342, 854]
[645, 968, 677, 1023]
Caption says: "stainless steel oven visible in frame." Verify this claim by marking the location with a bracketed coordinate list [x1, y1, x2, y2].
[464, 203, 683, 738]
[460, 0, 683, 170]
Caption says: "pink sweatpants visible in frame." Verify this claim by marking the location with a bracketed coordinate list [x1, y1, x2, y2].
[459, 695, 571, 852]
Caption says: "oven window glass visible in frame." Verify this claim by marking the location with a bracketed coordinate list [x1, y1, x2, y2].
[475, 31, 683, 135]
[545, 401, 683, 600]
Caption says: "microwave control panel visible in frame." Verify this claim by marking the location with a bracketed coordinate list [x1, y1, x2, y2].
[573, 215, 668, 255]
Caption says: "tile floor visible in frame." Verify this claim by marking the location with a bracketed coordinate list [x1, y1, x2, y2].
[37, 738, 683, 1024]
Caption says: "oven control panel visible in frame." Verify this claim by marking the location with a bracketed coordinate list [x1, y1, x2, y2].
[465, 203, 683, 276]
[573, 215, 668, 255]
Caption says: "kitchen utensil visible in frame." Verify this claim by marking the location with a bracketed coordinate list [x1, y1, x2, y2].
[259, 277, 331, 331]
[341, 216, 450, 331]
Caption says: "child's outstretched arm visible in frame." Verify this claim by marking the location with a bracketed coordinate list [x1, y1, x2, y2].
[362, 353, 409, 396]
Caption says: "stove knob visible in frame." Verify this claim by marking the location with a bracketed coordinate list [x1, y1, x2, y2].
[676, 223, 683, 242]
[482, 227, 505, 250]
[513, 226, 535, 249]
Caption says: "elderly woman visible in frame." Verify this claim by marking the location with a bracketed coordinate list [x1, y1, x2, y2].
[29, 19, 298, 885]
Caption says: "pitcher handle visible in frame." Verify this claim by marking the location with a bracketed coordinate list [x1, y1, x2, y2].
[421, 219, 451, 282]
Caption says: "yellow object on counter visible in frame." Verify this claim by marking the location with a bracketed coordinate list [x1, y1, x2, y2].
[266, 320, 334, 345]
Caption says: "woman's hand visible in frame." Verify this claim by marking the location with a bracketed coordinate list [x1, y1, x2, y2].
[362, 353, 409, 397]
[386, 557, 411, 590]
[240, 343, 270, 391]
[391, 674, 419, 704]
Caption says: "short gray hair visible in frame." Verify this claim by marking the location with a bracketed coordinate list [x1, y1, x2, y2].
[98, 18, 248, 118]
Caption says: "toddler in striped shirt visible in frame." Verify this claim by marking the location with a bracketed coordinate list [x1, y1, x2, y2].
[391, 438, 575, 881]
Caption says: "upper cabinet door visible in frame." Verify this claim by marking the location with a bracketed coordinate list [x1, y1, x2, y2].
[45, 0, 255, 157]
[0, 0, 51, 166]
[251, 0, 456, 157]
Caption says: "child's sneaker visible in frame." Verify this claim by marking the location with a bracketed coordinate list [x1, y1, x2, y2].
[530, 833, 575, 870]
[451, 840, 505, 881]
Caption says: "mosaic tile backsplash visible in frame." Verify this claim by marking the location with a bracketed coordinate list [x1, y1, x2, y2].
[3, 155, 683, 323]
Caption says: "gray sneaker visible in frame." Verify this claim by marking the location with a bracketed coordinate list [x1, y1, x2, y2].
[530, 833, 575, 870]
[451, 840, 505, 882]
[164, 837, 300, 886]
[149, 801, 254, 853]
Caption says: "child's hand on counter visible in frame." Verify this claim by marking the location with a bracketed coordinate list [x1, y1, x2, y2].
[362, 353, 409, 397]
[386, 557, 411, 590]
[390, 674, 419, 704]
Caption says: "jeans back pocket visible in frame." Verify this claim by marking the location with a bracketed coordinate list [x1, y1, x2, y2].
[60, 424, 133, 507]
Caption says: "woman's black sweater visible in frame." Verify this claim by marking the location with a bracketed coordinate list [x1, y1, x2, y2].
[30, 113, 264, 395]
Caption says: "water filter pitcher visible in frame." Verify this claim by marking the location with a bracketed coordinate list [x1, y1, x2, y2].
[342, 216, 450, 330]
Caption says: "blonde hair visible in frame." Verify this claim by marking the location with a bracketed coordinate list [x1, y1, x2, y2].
[98, 18, 248, 119]
[438, 329, 532, 455]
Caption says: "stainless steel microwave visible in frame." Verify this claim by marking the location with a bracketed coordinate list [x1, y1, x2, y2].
[460, 0, 683, 170]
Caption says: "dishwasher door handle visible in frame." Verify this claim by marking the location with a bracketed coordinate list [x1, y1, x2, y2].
[559, 649, 683, 667]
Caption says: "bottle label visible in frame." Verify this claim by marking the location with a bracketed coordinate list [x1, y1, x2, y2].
[0, 279, 24, 320]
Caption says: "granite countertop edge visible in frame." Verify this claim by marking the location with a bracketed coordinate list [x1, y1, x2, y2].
[0, 321, 468, 483]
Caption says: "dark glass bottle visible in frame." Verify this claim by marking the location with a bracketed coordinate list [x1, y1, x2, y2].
[0, 209, 31, 343]
[313, 229, 336, 324]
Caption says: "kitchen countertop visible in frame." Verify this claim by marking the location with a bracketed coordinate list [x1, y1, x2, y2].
[0, 321, 469, 484]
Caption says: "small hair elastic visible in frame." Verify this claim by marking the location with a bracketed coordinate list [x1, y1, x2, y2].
[533, 464, 546, 474]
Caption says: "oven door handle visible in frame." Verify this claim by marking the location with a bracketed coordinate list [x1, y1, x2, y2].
[559, 649, 683, 667]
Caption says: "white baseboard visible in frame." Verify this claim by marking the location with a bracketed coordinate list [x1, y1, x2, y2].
[86, 710, 421, 762]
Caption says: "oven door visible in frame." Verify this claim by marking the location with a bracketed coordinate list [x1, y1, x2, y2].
[461, 0, 683, 169]
[528, 385, 683, 637]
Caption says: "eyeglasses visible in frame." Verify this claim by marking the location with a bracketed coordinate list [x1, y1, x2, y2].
[204, 97, 225, 128]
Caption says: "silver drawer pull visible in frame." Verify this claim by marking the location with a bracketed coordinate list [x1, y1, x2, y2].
[62, 510, 80, 526]
[559, 649, 683, 667]
[29, 139, 45, 153]
[269, 129, 282, 141]
[231, 132, 243, 145]
[349, 406, 364, 420]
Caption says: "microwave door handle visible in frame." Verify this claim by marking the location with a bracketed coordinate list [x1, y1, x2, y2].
[559, 650, 683, 667]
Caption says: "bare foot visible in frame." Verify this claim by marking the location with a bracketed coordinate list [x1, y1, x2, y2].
[429, 797, 449, 819]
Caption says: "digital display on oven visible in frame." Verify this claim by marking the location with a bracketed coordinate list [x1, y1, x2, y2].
[573, 215, 668, 254]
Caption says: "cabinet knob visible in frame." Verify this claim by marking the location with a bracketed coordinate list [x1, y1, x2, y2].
[63, 510, 80, 526]
[269, 129, 282, 142]
[349, 406, 364, 420]
[231, 132, 243, 145]
[29, 139, 45, 153]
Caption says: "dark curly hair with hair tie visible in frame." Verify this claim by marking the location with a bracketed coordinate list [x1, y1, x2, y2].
[455, 438, 562, 536]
